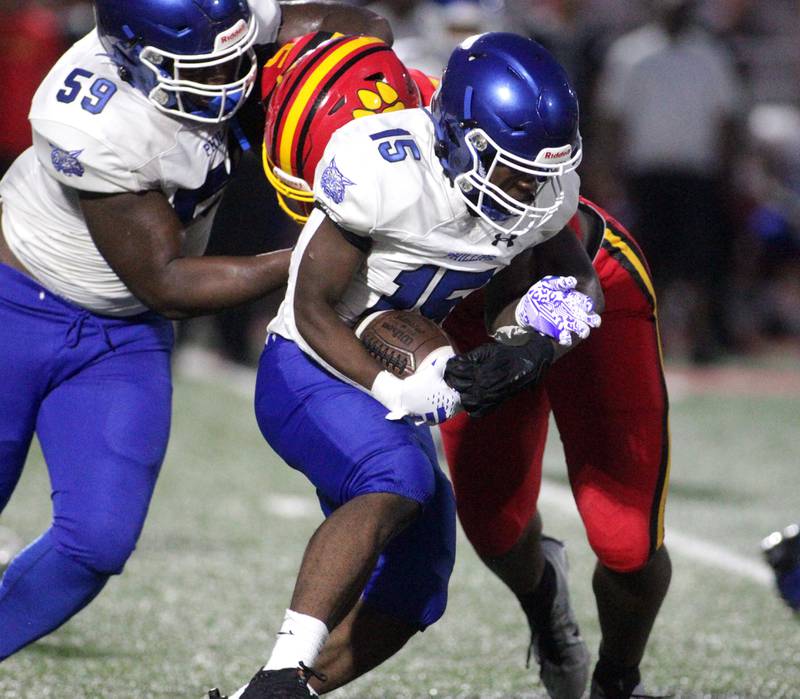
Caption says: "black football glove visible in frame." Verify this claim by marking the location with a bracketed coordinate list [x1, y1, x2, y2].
[444, 333, 554, 418]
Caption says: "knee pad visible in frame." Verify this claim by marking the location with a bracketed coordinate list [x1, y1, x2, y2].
[53, 513, 141, 575]
[587, 519, 652, 573]
[457, 498, 532, 559]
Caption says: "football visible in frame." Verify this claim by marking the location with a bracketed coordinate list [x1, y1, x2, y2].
[355, 310, 452, 378]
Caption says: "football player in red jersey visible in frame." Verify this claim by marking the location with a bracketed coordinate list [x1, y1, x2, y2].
[254, 33, 671, 699]
[441, 200, 672, 699]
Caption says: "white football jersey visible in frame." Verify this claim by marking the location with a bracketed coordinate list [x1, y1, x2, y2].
[269, 108, 580, 373]
[0, 0, 280, 317]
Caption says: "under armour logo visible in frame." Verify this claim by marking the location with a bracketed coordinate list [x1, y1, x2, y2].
[492, 233, 517, 247]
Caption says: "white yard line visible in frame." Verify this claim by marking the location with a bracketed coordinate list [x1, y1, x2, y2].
[175, 345, 775, 587]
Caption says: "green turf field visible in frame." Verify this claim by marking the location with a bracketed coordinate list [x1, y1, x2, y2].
[1, 356, 799, 698]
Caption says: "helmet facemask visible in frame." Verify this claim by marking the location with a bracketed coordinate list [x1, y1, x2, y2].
[138, 16, 258, 124]
[262, 148, 315, 223]
[452, 126, 582, 235]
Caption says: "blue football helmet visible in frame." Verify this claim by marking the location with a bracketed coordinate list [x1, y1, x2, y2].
[431, 32, 582, 234]
[95, 0, 258, 124]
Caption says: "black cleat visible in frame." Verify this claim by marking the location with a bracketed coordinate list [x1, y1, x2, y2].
[237, 663, 327, 698]
[762, 523, 800, 612]
[207, 690, 226, 699]
[589, 679, 673, 698]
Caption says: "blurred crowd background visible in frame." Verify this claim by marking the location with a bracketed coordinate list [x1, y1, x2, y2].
[2, 0, 799, 367]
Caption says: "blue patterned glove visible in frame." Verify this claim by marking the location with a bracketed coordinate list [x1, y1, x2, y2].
[514, 275, 601, 346]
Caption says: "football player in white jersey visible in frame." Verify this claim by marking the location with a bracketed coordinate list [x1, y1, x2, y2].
[213, 33, 602, 698]
[0, 0, 391, 662]
[239, 32, 673, 699]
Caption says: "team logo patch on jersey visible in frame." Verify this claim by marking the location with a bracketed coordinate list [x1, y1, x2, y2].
[320, 158, 355, 204]
[49, 144, 84, 177]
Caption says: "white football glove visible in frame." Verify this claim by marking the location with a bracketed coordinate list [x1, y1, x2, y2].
[514, 275, 601, 346]
[370, 347, 462, 425]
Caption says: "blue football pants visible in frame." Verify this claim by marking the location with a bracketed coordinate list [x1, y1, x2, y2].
[255, 335, 456, 630]
[0, 265, 173, 659]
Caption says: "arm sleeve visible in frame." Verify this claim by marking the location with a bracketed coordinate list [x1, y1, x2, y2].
[313, 127, 378, 236]
[30, 119, 143, 193]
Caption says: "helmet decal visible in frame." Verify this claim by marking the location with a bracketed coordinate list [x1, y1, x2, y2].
[262, 34, 422, 223]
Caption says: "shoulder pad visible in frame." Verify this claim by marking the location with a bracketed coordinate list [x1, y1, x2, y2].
[313, 121, 379, 234]
[31, 123, 140, 193]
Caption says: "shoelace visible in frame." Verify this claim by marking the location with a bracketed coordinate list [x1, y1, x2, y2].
[526, 595, 579, 668]
[298, 662, 327, 685]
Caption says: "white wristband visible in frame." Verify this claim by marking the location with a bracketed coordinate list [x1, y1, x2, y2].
[370, 370, 403, 411]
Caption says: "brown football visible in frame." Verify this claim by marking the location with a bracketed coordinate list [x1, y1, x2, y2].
[355, 310, 452, 378]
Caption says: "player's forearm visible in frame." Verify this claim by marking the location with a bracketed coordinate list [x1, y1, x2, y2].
[141, 249, 291, 319]
[295, 301, 383, 389]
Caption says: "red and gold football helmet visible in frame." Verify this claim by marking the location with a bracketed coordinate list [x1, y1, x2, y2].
[262, 33, 427, 223]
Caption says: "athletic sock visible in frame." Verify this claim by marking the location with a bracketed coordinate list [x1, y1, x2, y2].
[230, 610, 329, 699]
[264, 608, 330, 671]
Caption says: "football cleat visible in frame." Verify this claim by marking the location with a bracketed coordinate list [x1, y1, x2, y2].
[224, 663, 326, 699]
[589, 679, 671, 699]
[528, 536, 590, 699]
[761, 523, 800, 612]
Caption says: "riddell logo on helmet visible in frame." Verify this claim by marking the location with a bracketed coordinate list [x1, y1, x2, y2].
[539, 146, 571, 162]
[215, 19, 247, 50]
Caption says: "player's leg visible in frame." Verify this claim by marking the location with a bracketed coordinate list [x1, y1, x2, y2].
[310, 459, 455, 693]
[0, 267, 49, 573]
[440, 390, 589, 699]
[0, 312, 173, 660]
[441, 289, 548, 563]
[310, 599, 417, 692]
[226, 335, 455, 696]
[0, 266, 58, 510]
[546, 233, 671, 698]
[440, 290, 589, 699]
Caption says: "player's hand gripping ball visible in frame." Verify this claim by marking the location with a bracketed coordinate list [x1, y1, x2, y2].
[357, 310, 461, 425]
[356, 310, 453, 377]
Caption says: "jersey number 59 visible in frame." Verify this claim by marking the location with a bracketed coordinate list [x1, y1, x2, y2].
[57, 68, 117, 115]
